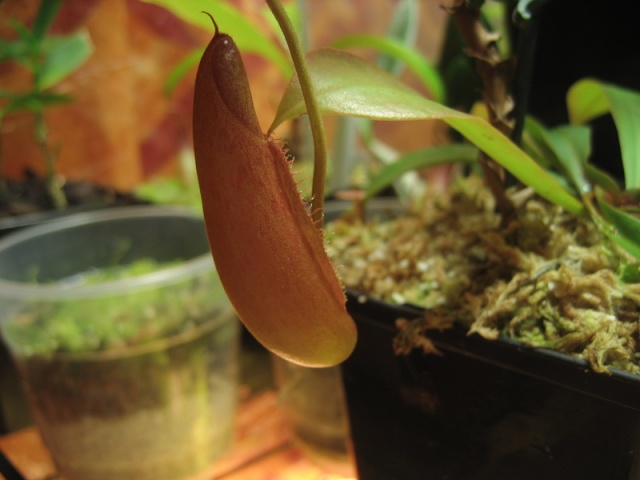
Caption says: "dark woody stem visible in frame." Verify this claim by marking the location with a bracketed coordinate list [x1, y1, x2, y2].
[451, 1, 515, 220]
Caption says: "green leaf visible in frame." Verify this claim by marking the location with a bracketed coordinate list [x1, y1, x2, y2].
[31, 0, 62, 42]
[0, 21, 35, 64]
[584, 163, 622, 198]
[272, 48, 466, 125]
[164, 48, 203, 95]
[597, 196, 640, 245]
[331, 35, 445, 102]
[272, 48, 583, 215]
[595, 193, 640, 259]
[365, 144, 478, 198]
[522, 118, 620, 197]
[135, 178, 202, 209]
[329, 0, 426, 196]
[141, 0, 292, 77]
[567, 79, 610, 124]
[0, 91, 72, 116]
[38, 30, 93, 90]
[376, 0, 419, 75]
[568, 79, 640, 189]
[521, 116, 559, 169]
[537, 123, 592, 194]
[619, 262, 640, 283]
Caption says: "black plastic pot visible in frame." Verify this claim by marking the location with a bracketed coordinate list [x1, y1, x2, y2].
[341, 293, 640, 480]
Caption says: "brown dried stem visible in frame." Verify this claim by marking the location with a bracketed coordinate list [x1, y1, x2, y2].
[450, 1, 515, 220]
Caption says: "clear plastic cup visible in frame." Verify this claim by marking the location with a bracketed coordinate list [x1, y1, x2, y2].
[272, 356, 355, 476]
[0, 206, 239, 480]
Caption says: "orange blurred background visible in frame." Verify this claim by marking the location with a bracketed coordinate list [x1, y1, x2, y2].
[0, 0, 446, 192]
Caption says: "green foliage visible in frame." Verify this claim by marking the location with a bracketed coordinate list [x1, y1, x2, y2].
[364, 144, 478, 199]
[596, 198, 640, 259]
[0, 91, 71, 117]
[327, 0, 427, 197]
[135, 177, 202, 209]
[142, 0, 293, 91]
[271, 48, 583, 215]
[185, 0, 640, 262]
[267, 5, 640, 260]
[30, 0, 63, 42]
[272, 49, 459, 126]
[0, 0, 93, 208]
[0, 2, 93, 116]
[38, 31, 93, 90]
[523, 120, 592, 195]
[375, 0, 420, 75]
[2, 259, 226, 356]
[523, 104, 640, 259]
[331, 35, 445, 103]
[163, 49, 204, 95]
[567, 79, 640, 190]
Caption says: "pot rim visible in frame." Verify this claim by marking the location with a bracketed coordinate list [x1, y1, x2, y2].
[346, 291, 640, 411]
[0, 205, 215, 300]
[25, 305, 238, 362]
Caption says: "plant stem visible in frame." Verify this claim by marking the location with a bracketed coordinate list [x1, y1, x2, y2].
[451, 1, 515, 220]
[0, 121, 8, 203]
[266, 0, 328, 227]
[35, 110, 67, 209]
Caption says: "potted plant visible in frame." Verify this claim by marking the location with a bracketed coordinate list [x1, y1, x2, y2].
[0, 0, 155, 236]
[190, 0, 640, 478]
[0, 206, 240, 480]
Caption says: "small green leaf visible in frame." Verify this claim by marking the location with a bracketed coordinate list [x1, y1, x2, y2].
[568, 79, 640, 190]
[141, 0, 292, 77]
[523, 118, 620, 197]
[542, 124, 592, 194]
[1, 91, 71, 116]
[522, 116, 561, 169]
[619, 262, 640, 283]
[164, 48, 204, 95]
[591, 194, 640, 260]
[1, 21, 35, 65]
[0, 33, 29, 63]
[38, 30, 93, 89]
[365, 144, 478, 198]
[31, 0, 62, 42]
[584, 163, 622, 198]
[597, 195, 640, 248]
[272, 48, 583, 215]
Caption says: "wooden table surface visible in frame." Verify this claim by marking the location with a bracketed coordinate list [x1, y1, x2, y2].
[0, 390, 357, 480]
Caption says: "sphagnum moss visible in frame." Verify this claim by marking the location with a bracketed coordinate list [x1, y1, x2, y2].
[326, 176, 640, 375]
